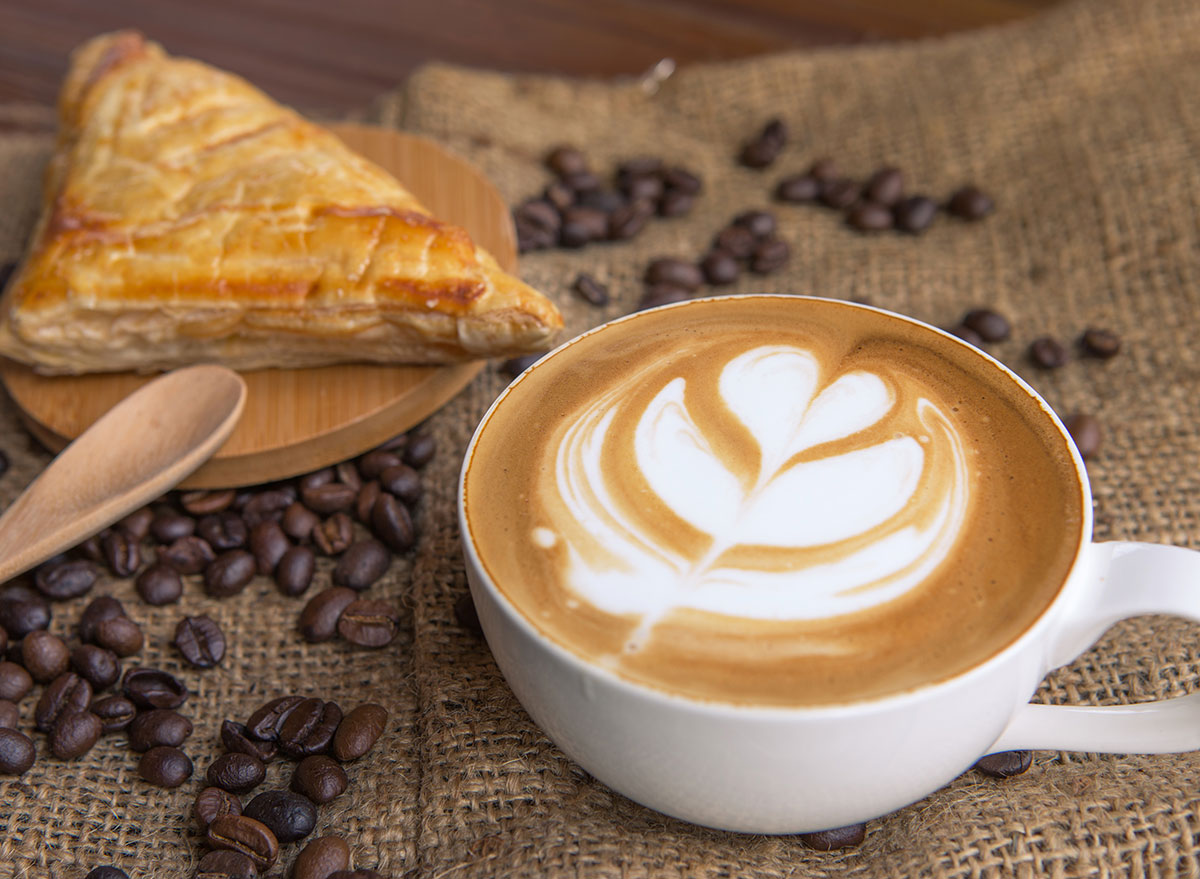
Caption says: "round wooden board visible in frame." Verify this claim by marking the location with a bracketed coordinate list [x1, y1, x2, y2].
[0, 124, 515, 488]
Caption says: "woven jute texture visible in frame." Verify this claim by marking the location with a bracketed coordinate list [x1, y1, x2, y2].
[1, 0, 1200, 874]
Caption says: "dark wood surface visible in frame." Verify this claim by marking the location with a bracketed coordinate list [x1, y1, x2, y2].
[1, 0, 1059, 114]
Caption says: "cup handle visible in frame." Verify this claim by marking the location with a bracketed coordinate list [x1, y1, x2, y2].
[989, 541, 1200, 754]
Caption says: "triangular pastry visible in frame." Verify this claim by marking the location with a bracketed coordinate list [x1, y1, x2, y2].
[0, 31, 562, 374]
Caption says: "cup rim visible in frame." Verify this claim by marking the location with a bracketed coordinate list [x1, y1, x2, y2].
[459, 293, 1094, 718]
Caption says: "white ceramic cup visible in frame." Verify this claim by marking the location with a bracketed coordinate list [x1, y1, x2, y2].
[458, 297, 1200, 834]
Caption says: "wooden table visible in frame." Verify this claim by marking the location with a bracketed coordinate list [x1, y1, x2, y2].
[1, 0, 1059, 115]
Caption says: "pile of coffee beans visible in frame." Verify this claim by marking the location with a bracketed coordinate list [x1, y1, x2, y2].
[513, 147, 703, 253]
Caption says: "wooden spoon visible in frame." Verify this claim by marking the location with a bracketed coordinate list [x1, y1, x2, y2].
[0, 364, 246, 584]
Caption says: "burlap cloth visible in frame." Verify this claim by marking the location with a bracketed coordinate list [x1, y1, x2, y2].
[0, 0, 1199, 874]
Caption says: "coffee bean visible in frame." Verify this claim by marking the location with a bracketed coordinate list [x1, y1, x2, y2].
[301, 482, 358, 515]
[947, 185, 995, 220]
[638, 284, 692, 311]
[1064, 413, 1103, 459]
[1080, 327, 1122, 359]
[332, 703, 388, 761]
[616, 156, 663, 178]
[962, 308, 1011, 342]
[454, 593, 483, 638]
[335, 461, 363, 493]
[135, 562, 183, 606]
[332, 540, 391, 592]
[180, 489, 237, 516]
[328, 871, 384, 879]
[607, 201, 651, 240]
[194, 786, 243, 832]
[1029, 336, 1069, 369]
[76, 533, 106, 563]
[739, 118, 787, 168]
[247, 695, 305, 741]
[95, 615, 144, 657]
[379, 464, 421, 505]
[562, 170, 603, 195]
[73, 602, 126, 651]
[947, 324, 985, 347]
[974, 750, 1032, 777]
[160, 535, 216, 574]
[291, 755, 349, 804]
[893, 195, 938, 234]
[102, 530, 141, 577]
[139, 745, 193, 787]
[0, 585, 50, 637]
[71, 644, 121, 690]
[402, 432, 436, 469]
[663, 166, 702, 195]
[734, 209, 777, 239]
[620, 173, 664, 203]
[338, 600, 400, 649]
[819, 178, 860, 210]
[206, 815, 279, 871]
[281, 503, 320, 544]
[123, 667, 188, 710]
[49, 709, 102, 759]
[644, 258, 703, 291]
[846, 201, 894, 232]
[514, 200, 562, 247]
[371, 496, 413, 553]
[515, 215, 554, 253]
[174, 615, 226, 668]
[314, 512, 354, 556]
[221, 719, 277, 762]
[299, 588, 358, 643]
[208, 751, 266, 793]
[151, 510, 195, 542]
[0, 699, 17, 729]
[543, 180, 575, 211]
[658, 190, 694, 218]
[84, 867, 128, 879]
[559, 206, 607, 247]
[700, 250, 740, 286]
[278, 698, 342, 757]
[244, 789, 317, 843]
[570, 273, 610, 308]
[35, 672, 91, 731]
[90, 695, 136, 733]
[0, 727, 35, 774]
[293, 836, 351, 879]
[196, 849, 257, 878]
[240, 487, 296, 528]
[198, 512, 248, 551]
[799, 823, 867, 850]
[358, 449, 401, 480]
[20, 630, 68, 682]
[205, 550, 257, 598]
[34, 559, 97, 601]
[0, 662, 31, 703]
[275, 545, 316, 598]
[710, 224, 755, 261]
[545, 145, 588, 178]
[750, 238, 790, 274]
[809, 157, 839, 181]
[864, 167, 905, 207]
[774, 174, 821, 203]
[298, 468, 336, 493]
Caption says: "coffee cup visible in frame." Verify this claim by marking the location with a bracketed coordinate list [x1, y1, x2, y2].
[458, 294, 1200, 833]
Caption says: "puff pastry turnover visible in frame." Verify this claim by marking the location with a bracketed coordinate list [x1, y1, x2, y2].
[0, 31, 562, 374]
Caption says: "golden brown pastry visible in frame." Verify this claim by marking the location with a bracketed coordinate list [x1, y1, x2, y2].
[0, 31, 562, 374]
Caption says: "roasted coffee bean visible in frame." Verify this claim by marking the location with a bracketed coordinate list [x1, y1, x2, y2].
[809, 157, 839, 181]
[85, 866, 129, 879]
[516, 215, 555, 252]
[513, 199, 561, 243]
[402, 432, 436, 469]
[0, 699, 18, 729]
[974, 750, 1032, 778]
[90, 695, 136, 733]
[819, 178, 860, 210]
[278, 698, 342, 757]
[194, 786, 243, 832]
[95, 615, 144, 657]
[0, 585, 51, 637]
[240, 487, 296, 527]
[700, 250, 739, 286]
[198, 512, 248, 551]
[301, 482, 358, 515]
[948, 324, 985, 347]
[663, 166, 702, 195]
[733, 209, 776, 239]
[644, 258, 703, 291]
[76, 533, 106, 563]
[379, 464, 421, 505]
[332, 540, 391, 592]
[35, 559, 97, 600]
[292, 755, 349, 804]
[371, 496, 413, 553]
[893, 195, 938, 234]
[358, 449, 402, 480]
[35, 672, 91, 731]
[281, 503, 320, 544]
[160, 535, 216, 574]
[559, 206, 608, 247]
[658, 190, 694, 218]
[864, 167, 904, 206]
[1029, 336, 1069, 369]
[22, 631, 69, 682]
[712, 224, 757, 259]
[846, 201, 894, 232]
[298, 468, 336, 493]
[638, 284, 691, 311]
[71, 645, 121, 690]
[247, 694, 305, 741]
[275, 545, 316, 597]
[799, 823, 867, 850]
[337, 600, 400, 649]
[102, 530, 140, 577]
[0, 727, 35, 774]
[616, 156, 663, 178]
[49, 709, 102, 759]
[123, 667, 188, 710]
[561, 170, 602, 194]
[208, 751, 266, 793]
[620, 172, 664, 202]
[607, 201, 651, 240]
[1080, 327, 1122, 359]
[947, 185, 995, 220]
[314, 512, 354, 556]
[299, 588, 358, 643]
[774, 173, 821, 203]
[570, 273, 610, 308]
[196, 849, 257, 878]
[138, 745, 193, 788]
[454, 593, 484, 638]
[355, 481, 382, 524]
[293, 836, 352, 879]
[335, 461, 363, 492]
[0, 661, 32, 701]
[180, 489, 237, 516]
[543, 180, 575, 211]
[332, 703, 388, 761]
[206, 815, 279, 871]
[1064, 413, 1103, 459]
[205, 550, 256, 598]
[244, 789, 317, 843]
[545, 145, 588, 178]
[962, 308, 1011, 342]
[221, 720, 277, 762]
[750, 238, 790, 274]
[739, 118, 787, 168]
[174, 615, 226, 668]
[151, 510, 195, 542]
[135, 562, 183, 606]
[117, 507, 154, 541]
[76, 597, 126, 646]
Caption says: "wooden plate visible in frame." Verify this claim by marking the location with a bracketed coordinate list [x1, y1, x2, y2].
[0, 124, 515, 488]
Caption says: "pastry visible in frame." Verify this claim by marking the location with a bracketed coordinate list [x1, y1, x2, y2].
[0, 31, 562, 374]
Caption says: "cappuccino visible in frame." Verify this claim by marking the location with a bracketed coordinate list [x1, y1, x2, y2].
[463, 296, 1085, 706]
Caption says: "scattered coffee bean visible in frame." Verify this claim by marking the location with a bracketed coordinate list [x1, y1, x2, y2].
[71, 644, 121, 690]
[123, 667, 188, 710]
[800, 823, 868, 850]
[49, 709, 102, 759]
[713, 224, 757, 259]
[0, 585, 51, 637]
[244, 789, 317, 843]
[95, 615, 144, 657]
[638, 284, 692, 311]
[301, 483, 358, 516]
[1064, 413, 1103, 459]
[291, 755, 349, 804]
[543, 180, 574, 211]
[102, 530, 140, 577]
[335, 462, 362, 493]
[35, 672, 91, 731]
[240, 487, 296, 528]
[0, 699, 18, 729]
[809, 157, 839, 181]
[846, 201, 894, 232]
[174, 615, 226, 668]
[314, 512, 354, 556]
[974, 750, 1032, 777]
[893, 195, 938, 234]
[117, 507, 154, 541]
[864, 167, 905, 206]
[560, 206, 608, 247]
[180, 489, 237, 516]
[293, 836, 351, 879]
[607, 201, 651, 240]
[34, 559, 97, 600]
[206, 814, 279, 871]
[819, 179, 860, 210]
[733, 209, 776, 239]
[1080, 327, 1122, 359]
[371, 497, 413, 553]
[0, 727, 35, 774]
[402, 432, 436, 469]
[198, 512, 249, 551]
[90, 695, 136, 733]
[1028, 336, 1069, 369]
[545, 145, 588, 177]
[333, 540, 391, 591]
[22, 630, 69, 682]
[129, 708, 193, 752]
[139, 745, 193, 787]
[948, 324, 985, 347]
[205, 550, 257, 598]
[962, 308, 1011, 342]
[700, 250, 740, 286]
[358, 450, 401, 480]
[299, 588, 358, 643]
[78, 595, 125, 643]
[84, 867, 128, 879]
[196, 849, 257, 878]
[739, 118, 787, 168]
[298, 468, 335, 493]
[281, 503, 321, 544]
[247, 695, 305, 741]
[160, 535, 216, 574]
[151, 510, 195, 543]
[332, 703, 388, 761]
[208, 751, 267, 793]
[278, 698, 342, 757]
[194, 785, 243, 832]
[135, 562, 183, 606]
[947, 185, 995, 220]
[774, 173, 821, 203]
[750, 238, 790, 274]
[337, 600, 400, 649]
[276, 545, 316, 597]
[0, 662, 30, 702]
[378, 465, 421, 505]
[621, 172, 664, 202]
[454, 593, 483, 638]
[658, 190, 694, 217]
[221, 719, 277, 763]
[663, 166, 702, 195]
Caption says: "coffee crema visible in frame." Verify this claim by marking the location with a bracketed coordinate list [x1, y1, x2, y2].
[464, 296, 1085, 707]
